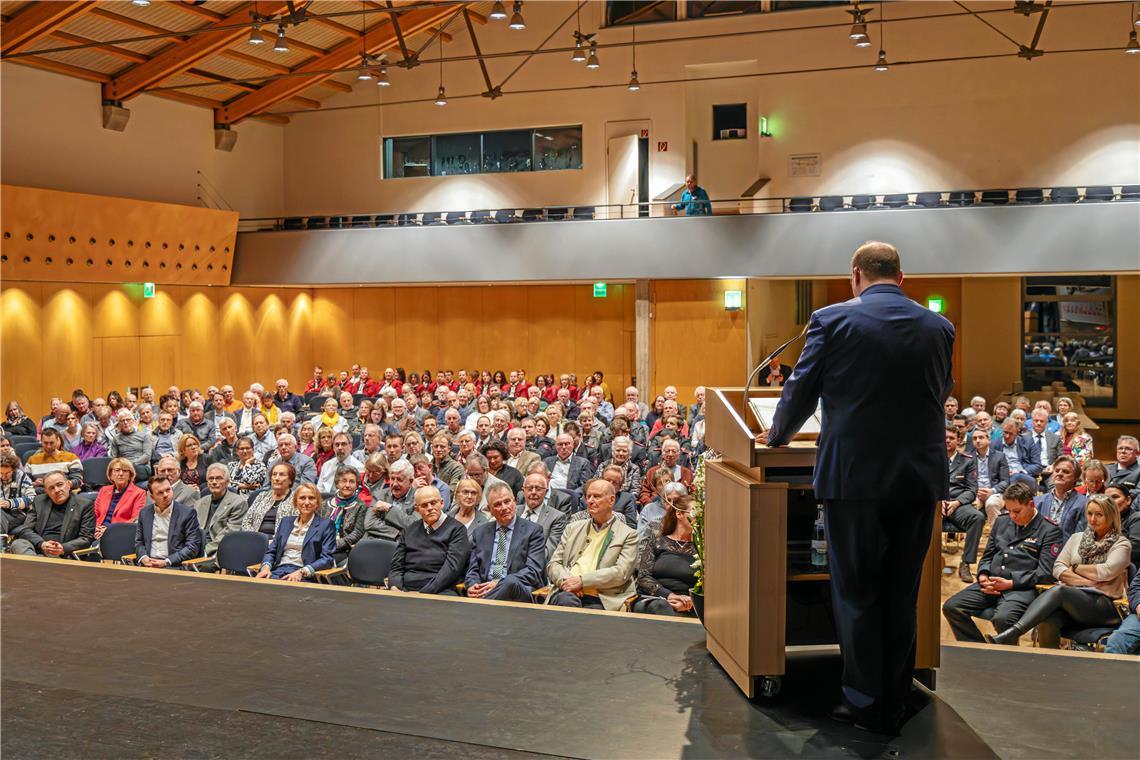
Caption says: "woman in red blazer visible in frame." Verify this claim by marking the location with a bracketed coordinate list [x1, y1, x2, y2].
[93, 458, 147, 539]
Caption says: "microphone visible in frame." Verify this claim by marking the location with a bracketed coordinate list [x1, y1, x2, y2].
[744, 322, 809, 396]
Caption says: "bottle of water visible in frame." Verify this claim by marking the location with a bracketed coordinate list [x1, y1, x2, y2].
[811, 504, 828, 569]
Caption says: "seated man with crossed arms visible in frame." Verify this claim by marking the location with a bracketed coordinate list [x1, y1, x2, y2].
[546, 478, 638, 610]
[465, 483, 546, 602]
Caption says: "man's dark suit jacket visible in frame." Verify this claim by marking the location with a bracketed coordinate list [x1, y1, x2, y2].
[134, 501, 202, 566]
[946, 454, 977, 506]
[977, 449, 1010, 493]
[490, 465, 524, 501]
[261, 514, 336, 574]
[543, 455, 593, 492]
[389, 516, 470, 593]
[613, 491, 638, 529]
[464, 516, 545, 592]
[13, 493, 95, 555]
[767, 283, 955, 503]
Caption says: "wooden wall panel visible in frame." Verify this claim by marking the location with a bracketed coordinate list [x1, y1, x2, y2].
[99, 336, 141, 396]
[652, 279, 748, 401]
[392, 287, 439, 374]
[311, 288, 354, 375]
[351, 288, 395, 375]
[179, 289, 223, 392]
[1, 283, 44, 414]
[41, 284, 94, 400]
[139, 335, 179, 394]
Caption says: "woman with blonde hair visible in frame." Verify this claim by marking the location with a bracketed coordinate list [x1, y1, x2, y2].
[312, 426, 336, 474]
[988, 494, 1130, 646]
[447, 477, 488, 537]
[256, 481, 335, 582]
[177, 434, 206, 490]
[92, 458, 146, 539]
[1060, 411, 1093, 467]
[298, 420, 317, 458]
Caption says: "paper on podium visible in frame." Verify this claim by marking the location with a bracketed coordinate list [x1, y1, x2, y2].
[748, 396, 822, 436]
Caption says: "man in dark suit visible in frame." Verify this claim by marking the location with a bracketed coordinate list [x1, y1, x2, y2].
[389, 486, 470, 594]
[544, 433, 592, 493]
[519, 472, 570, 564]
[1107, 435, 1139, 496]
[1028, 408, 1062, 488]
[971, 429, 1010, 522]
[9, 471, 95, 557]
[135, 476, 202, 568]
[943, 426, 983, 583]
[466, 483, 546, 602]
[599, 466, 639, 529]
[996, 419, 1041, 480]
[760, 241, 954, 734]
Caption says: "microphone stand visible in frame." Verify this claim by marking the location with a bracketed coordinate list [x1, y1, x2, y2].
[744, 322, 810, 398]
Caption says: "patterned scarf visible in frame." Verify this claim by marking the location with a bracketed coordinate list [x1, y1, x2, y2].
[320, 411, 340, 428]
[1077, 527, 1119, 565]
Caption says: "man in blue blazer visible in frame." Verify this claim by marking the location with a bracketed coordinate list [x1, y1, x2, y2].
[760, 242, 955, 734]
[466, 483, 546, 602]
[135, 476, 202, 568]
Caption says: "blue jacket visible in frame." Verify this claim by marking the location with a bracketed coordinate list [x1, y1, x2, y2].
[464, 516, 545, 592]
[135, 501, 202, 567]
[1035, 490, 1089, 543]
[768, 283, 955, 502]
[263, 515, 336, 575]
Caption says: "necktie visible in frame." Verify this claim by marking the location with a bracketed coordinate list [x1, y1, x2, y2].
[1037, 434, 1046, 465]
[490, 527, 508, 580]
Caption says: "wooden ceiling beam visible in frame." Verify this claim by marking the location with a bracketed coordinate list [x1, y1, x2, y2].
[88, 7, 183, 37]
[48, 30, 149, 64]
[216, 3, 462, 125]
[8, 56, 109, 83]
[102, 1, 291, 101]
[218, 49, 352, 92]
[184, 69, 322, 109]
[168, 1, 227, 23]
[1, 1, 96, 56]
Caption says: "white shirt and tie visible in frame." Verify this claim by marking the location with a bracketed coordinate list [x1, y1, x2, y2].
[1034, 431, 1049, 467]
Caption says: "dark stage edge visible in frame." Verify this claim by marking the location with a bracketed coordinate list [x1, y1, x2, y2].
[0, 558, 1133, 759]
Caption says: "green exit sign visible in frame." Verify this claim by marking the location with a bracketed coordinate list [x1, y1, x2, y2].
[143, 282, 157, 299]
[927, 296, 945, 314]
[593, 282, 607, 298]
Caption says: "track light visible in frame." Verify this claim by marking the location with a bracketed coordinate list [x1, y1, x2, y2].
[273, 25, 289, 53]
[628, 70, 640, 91]
[586, 42, 599, 69]
[131, 0, 151, 6]
[357, 67, 372, 80]
[489, 1, 507, 20]
[874, 49, 890, 71]
[248, 23, 265, 45]
[376, 66, 390, 86]
[435, 85, 447, 106]
[851, 22, 870, 46]
[1127, 30, 1140, 54]
[509, 2, 525, 30]
[571, 39, 586, 62]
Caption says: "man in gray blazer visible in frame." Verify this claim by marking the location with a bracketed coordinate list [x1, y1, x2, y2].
[519, 472, 569, 564]
[544, 434, 592, 492]
[1028, 409, 1062, 488]
[193, 464, 250, 558]
[268, 434, 317, 484]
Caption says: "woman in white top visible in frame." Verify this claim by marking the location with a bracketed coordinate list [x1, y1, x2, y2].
[987, 494, 1130, 645]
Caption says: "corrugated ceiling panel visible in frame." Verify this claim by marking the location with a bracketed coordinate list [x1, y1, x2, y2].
[1, 1, 34, 20]
[288, 17, 353, 50]
[225, 36, 314, 68]
[26, 42, 129, 76]
[63, 15, 174, 56]
[201, 1, 246, 15]
[103, 1, 211, 33]
[192, 54, 271, 81]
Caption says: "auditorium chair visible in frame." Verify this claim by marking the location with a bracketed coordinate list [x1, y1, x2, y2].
[572, 206, 595, 220]
[1082, 186, 1115, 202]
[307, 397, 328, 413]
[787, 197, 813, 212]
[374, 214, 395, 226]
[1014, 188, 1044, 204]
[470, 209, 492, 223]
[818, 196, 845, 212]
[212, 531, 269, 576]
[915, 192, 943, 208]
[545, 207, 569, 221]
[849, 194, 874, 210]
[1120, 185, 1140, 201]
[522, 208, 544, 222]
[881, 193, 910, 209]
[352, 393, 368, 406]
[15, 443, 37, 463]
[1034, 569, 1134, 652]
[445, 211, 469, 224]
[1049, 186, 1079, 203]
[7, 435, 38, 446]
[73, 522, 136, 564]
[316, 538, 398, 587]
[283, 217, 305, 230]
[328, 216, 348, 228]
[82, 457, 113, 490]
[350, 215, 374, 228]
[980, 189, 1011, 205]
[947, 190, 976, 206]
[396, 213, 418, 226]
[421, 211, 444, 225]
[307, 216, 330, 229]
[493, 209, 519, 223]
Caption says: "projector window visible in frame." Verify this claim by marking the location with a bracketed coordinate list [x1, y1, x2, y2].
[712, 103, 747, 141]
[382, 125, 582, 178]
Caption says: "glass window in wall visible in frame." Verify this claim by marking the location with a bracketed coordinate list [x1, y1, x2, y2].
[432, 132, 481, 176]
[1022, 275, 1116, 407]
[687, 2, 763, 19]
[384, 136, 432, 178]
[534, 126, 583, 171]
[482, 129, 533, 173]
[606, 0, 677, 26]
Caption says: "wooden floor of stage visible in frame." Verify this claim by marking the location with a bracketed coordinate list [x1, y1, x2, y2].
[1, 556, 1137, 760]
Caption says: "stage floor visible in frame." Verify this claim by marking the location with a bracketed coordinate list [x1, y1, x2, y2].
[2, 557, 1136, 759]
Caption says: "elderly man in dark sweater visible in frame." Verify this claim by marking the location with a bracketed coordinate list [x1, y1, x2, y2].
[388, 485, 470, 594]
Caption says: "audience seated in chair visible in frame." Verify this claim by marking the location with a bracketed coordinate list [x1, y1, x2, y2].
[0, 452, 37, 529]
[109, 409, 154, 472]
[228, 436, 268, 496]
[189, 463, 250, 569]
[546, 478, 638, 610]
[1105, 568, 1140, 655]
[71, 422, 109, 462]
[93, 457, 146, 541]
[544, 434, 592, 492]
[8, 471, 95, 557]
[134, 476, 202, 568]
[943, 425, 984, 583]
[256, 482, 336, 582]
[388, 485, 470, 594]
[1034, 455, 1086, 542]
[971, 428, 1009, 523]
[632, 494, 698, 616]
[598, 465, 638, 529]
[639, 439, 692, 505]
[448, 477, 489, 537]
[151, 454, 199, 506]
[518, 470, 570, 565]
[362, 458, 419, 541]
[267, 432, 317, 484]
[943, 481, 1061, 644]
[465, 483, 546, 602]
[241, 461, 298, 538]
[25, 428, 83, 491]
[321, 466, 368, 564]
[316, 432, 362, 493]
[987, 494, 1131, 647]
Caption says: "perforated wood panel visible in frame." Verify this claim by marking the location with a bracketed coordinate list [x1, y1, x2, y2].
[0, 185, 236, 285]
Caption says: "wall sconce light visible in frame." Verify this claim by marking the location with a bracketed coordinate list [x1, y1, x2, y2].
[724, 290, 743, 311]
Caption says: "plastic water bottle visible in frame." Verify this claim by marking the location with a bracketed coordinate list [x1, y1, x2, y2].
[811, 504, 828, 569]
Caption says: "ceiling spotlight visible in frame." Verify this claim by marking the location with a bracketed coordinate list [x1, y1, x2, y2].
[874, 49, 890, 71]
[435, 85, 448, 106]
[273, 25, 289, 53]
[586, 42, 599, 69]
[508, 2, 525, 30]
[489, 1, 507, 20]
[628, 69, 640, 91]
[248, 23, 265, 45]
[376, 66, 390, 86]
[850, 22, 870, 46]
[571, 39, 586, 62]
[131, 0, 151, 6]
[1127, 30, 1140, 53]
[357, 67, 372, 80]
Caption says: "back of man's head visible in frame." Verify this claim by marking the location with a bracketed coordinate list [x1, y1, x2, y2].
[851, 241, 901, 282]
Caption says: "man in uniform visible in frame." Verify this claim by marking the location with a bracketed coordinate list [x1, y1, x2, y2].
[943, 479, 1062, 644]
[943, 426, 982, 583]
[759, 241, 954, 734]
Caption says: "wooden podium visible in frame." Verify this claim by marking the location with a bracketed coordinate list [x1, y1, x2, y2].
[702, 387, 941, 698]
